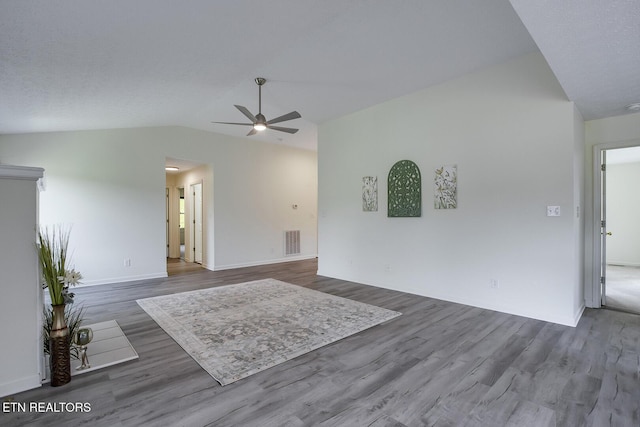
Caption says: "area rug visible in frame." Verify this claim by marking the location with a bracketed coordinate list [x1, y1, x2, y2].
[44, 320, 138, 382]
[136, 278, 401, 385]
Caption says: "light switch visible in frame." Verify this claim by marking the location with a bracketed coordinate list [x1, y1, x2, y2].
[546, 206, 561, 217]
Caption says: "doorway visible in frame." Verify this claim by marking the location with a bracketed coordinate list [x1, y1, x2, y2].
[165, 157, 210, 275]
[179, 187, 185, 259]
[594, 144, 640, 313]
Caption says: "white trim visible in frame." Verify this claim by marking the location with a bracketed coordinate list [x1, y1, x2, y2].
[0, 165, 44, 180]
[77, 272, 168, 287]
[607, 261, 640, 268]
[190, 180, 204, 264]
[0, 374, 41, 396]
[590, 139, 640, 308]
[214, 254, 318, 271]
[63, 256, 317, 286]
[317, 269, 584, 327]
[572, 304, 586, 327]
[591, 144, 603, 308]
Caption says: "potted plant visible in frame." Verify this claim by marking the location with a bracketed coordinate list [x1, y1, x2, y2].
[37, 226, 82, 386]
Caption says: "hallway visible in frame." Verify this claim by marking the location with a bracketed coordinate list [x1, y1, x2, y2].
[167, 258, 204, 276]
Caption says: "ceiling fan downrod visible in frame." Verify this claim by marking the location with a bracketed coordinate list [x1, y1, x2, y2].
[255, 77, 266, 115]
[254, 77, 267, 128]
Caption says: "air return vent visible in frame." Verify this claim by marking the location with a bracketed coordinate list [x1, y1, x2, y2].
[284, 230, 301, 256]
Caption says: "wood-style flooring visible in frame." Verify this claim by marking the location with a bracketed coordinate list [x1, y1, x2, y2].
[3, 259, 640, 426]
[167, 258, 205, 276]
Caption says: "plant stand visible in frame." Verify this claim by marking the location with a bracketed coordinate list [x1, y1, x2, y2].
[49, 304, 71, 386]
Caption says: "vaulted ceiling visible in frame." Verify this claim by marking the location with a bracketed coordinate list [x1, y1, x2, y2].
[1, 1, 638, 151]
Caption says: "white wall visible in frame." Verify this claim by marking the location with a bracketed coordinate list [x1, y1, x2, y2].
[584, 112, 640, 306]
[0, 166, 44, 396]
[318, 53, 584, 326]
[606, 161, 640, 266]
[0, 127, 318, 285]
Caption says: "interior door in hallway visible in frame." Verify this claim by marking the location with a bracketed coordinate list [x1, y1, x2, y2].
[166, 188, 170, 258]
[192, 182, 203, 264]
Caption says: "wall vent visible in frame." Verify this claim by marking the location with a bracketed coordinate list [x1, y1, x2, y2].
[284, 230, 301, 256]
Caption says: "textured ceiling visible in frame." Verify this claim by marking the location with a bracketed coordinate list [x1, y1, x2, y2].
[1, 1, 636, 151]
[510, 0, 640, 120]
[0, 0, 537, 150]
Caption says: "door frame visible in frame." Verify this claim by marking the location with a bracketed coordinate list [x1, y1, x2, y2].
[190, 180, 203, 264]
[591, 140, 640, 307]
[178, 187, 185, 259]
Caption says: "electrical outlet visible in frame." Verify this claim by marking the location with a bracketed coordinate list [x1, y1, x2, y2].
[546, 206, 561, 217]
[490, 279, 499, 289]
[124, 258, 131, 267]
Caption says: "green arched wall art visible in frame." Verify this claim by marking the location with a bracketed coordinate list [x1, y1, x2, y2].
[388, 160, 421, 217]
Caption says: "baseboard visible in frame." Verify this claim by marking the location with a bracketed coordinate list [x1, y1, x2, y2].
[76, 256, 318, 286]
[316, 270, 583, 327]
[78, 272, 168, 287]
[607, 261, 640, 268]
[215, 255, 317, 271]
[572, 304, 586, 327]
[0, 374, 41, 398]
[407, 286, 584, 327]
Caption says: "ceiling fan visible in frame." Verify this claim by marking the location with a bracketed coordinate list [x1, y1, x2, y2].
[212, 77, 301, 136]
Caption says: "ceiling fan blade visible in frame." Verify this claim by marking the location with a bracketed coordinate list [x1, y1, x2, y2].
[268, 125, 299, 134]
[212, 121, 253, 126]
[235, 105, 256, 122]
[267, 111, 301, 125]
[246, 128, 258, 136]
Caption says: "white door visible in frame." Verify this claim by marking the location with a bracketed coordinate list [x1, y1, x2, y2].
[166, 188, 170, 258]
[600, 150, 607, 306]
[592, 143, 640, 308]
[192, 182, 203, 264]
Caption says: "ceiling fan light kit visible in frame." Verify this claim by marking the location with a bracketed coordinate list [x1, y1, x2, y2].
[213, 77, 301, 136]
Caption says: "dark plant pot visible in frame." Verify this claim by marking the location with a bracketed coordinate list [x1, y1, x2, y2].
[49, 304, 71, 386]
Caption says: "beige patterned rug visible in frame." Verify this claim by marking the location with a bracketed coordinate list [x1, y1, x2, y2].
[136, 278, 401, 385]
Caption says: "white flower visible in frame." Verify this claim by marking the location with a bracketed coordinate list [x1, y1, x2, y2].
[58, 269, 83, 286]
